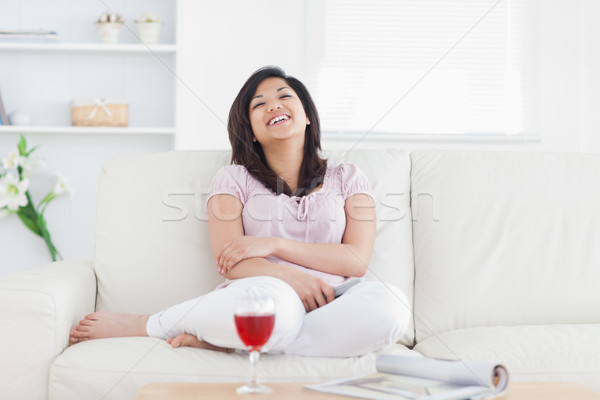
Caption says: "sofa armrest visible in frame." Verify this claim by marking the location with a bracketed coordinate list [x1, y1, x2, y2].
[0, 260, 96, 400]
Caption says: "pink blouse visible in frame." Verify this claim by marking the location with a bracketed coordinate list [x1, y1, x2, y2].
[207, 163, 373, 285]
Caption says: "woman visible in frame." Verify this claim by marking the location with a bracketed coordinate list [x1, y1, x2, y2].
[70, 66, 409, 357]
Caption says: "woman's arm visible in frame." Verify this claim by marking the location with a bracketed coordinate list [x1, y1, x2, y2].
[274, 193, 375, 276]
[207, 194, 334, 311]
[217, 193, 376, 277]
[224, 258, 334, 311]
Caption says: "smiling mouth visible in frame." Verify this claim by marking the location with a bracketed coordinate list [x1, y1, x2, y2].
[267, 114, 290, 126]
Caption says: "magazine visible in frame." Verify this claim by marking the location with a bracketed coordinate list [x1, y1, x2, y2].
[0, 29, 58, 42]
[304, 355, 509, 400]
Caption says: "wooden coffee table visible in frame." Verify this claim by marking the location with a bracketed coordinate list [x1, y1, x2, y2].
[136, 381, 600, 400]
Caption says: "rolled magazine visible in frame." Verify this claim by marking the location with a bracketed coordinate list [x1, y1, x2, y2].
[305, 355, 509, 400]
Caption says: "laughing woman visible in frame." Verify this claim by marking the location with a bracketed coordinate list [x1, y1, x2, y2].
[70, 66, 409, 357]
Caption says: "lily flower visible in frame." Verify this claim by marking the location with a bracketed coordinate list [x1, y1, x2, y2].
[52, 173, 76, 199]
[2, 148, 24, 169]
[0, 173, 29, 211]
[1, 135, 71, 262]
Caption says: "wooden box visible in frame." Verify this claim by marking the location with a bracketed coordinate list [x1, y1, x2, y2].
[71, 99, 129, 127]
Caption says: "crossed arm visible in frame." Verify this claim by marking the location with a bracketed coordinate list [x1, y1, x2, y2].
[206, 193, 376, 311]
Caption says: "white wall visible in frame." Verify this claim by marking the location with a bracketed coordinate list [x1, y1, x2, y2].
[533, 0, 600, 154]
[580, 0, 600, 153]
[176, 0, 600, 155]
[175, 0, 307, 150]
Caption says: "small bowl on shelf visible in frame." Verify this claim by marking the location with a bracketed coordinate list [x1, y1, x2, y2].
[135, 13, 163, 45]
[95, 12, 124, 44]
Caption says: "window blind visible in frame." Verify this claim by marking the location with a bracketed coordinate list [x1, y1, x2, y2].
[305, 0, 539, 137]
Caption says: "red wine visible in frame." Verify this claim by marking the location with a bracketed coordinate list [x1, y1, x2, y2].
[234, 313, 275, 351]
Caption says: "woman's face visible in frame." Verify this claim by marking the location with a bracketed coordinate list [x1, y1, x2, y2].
[248, 77, 309, 147]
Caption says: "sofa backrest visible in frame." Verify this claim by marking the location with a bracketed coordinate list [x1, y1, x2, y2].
[411, 150, 600, 343]
[94, 151, 229, 315]
[94, 149, 416, 346]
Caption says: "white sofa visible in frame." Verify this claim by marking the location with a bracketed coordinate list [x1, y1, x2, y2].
[1, 149, 599, 400]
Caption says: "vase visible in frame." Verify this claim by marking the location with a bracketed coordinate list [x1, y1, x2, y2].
[95, 22, 123, 44]
[135, 22, 162, 45]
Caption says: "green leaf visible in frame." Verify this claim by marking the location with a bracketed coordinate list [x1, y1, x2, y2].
[38, 215, 61, 262]
[22, 193, 35, 214]
[17, 135, 27, 156]
[9, 137, 63, 263]
[17, 195, 43, 237]
[36, 212, 46, 227]
[39, 192, 55, 208]
[26, 144, 40, 157]
[16, 210, 43, 237]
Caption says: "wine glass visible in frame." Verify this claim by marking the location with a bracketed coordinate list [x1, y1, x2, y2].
[234, 288, 276, 394]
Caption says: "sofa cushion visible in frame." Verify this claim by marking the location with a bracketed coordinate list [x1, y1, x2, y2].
[49, 338, 420, 400]
[95, 149, 415, 345]
[95, 151, 230, 314]
[327, 149, 415, 346]
[410, 150, 600, 342]
[413, 324, 600, 393]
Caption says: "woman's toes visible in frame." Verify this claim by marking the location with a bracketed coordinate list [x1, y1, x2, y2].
[165, 334, 234, 353]
[167, 334, 201, 348]
[178, 334, 203, 348]
[85, 312, 99, 320]
[71, 328, 88, 338]
[74, 325, 90, 333]
[170, 335, 184, 348]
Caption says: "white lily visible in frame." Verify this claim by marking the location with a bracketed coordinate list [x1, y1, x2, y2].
[0, 173, 29, 211]
[2, 148, 24, 169]
[1, 135, 71, 262]
[52, 173, 75, 199]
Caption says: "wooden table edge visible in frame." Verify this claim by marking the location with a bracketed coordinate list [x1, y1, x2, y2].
[135, 380, 600, 400]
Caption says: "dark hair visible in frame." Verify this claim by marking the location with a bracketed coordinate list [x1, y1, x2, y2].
[227, 66, 326, 197]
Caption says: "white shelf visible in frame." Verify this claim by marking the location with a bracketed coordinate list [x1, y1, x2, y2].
[0, 1, 177, 133]
[0, 42, 177, 54]
[0, 125, 175, 135]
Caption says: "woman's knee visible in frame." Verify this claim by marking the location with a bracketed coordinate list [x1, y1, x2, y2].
[233, 277, 305, 350]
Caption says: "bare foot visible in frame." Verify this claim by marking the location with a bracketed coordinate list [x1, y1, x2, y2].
[69, 311, 149, 345]
[166, 333, 234, 353]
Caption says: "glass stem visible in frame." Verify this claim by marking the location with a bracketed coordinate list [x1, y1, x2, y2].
[249, 350, 260, 386]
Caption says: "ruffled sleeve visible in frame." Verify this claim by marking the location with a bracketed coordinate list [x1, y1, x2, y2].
[338, 164, 373, 200]
[207, 165, 250, 206]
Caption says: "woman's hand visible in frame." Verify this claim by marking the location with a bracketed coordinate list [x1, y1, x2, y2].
[280, 269, 335, 312]
[217, 236, 278, 274]
[217, 255, 334, 312]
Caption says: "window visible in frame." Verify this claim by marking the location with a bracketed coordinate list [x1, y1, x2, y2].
[305, 0, 539, 138]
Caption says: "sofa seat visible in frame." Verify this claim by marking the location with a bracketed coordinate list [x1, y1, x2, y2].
[414, 324, 600, 393]
[49, 338, 421, 400]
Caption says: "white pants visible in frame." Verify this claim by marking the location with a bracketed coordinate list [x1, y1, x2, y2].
[146, 276, 410, 357]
